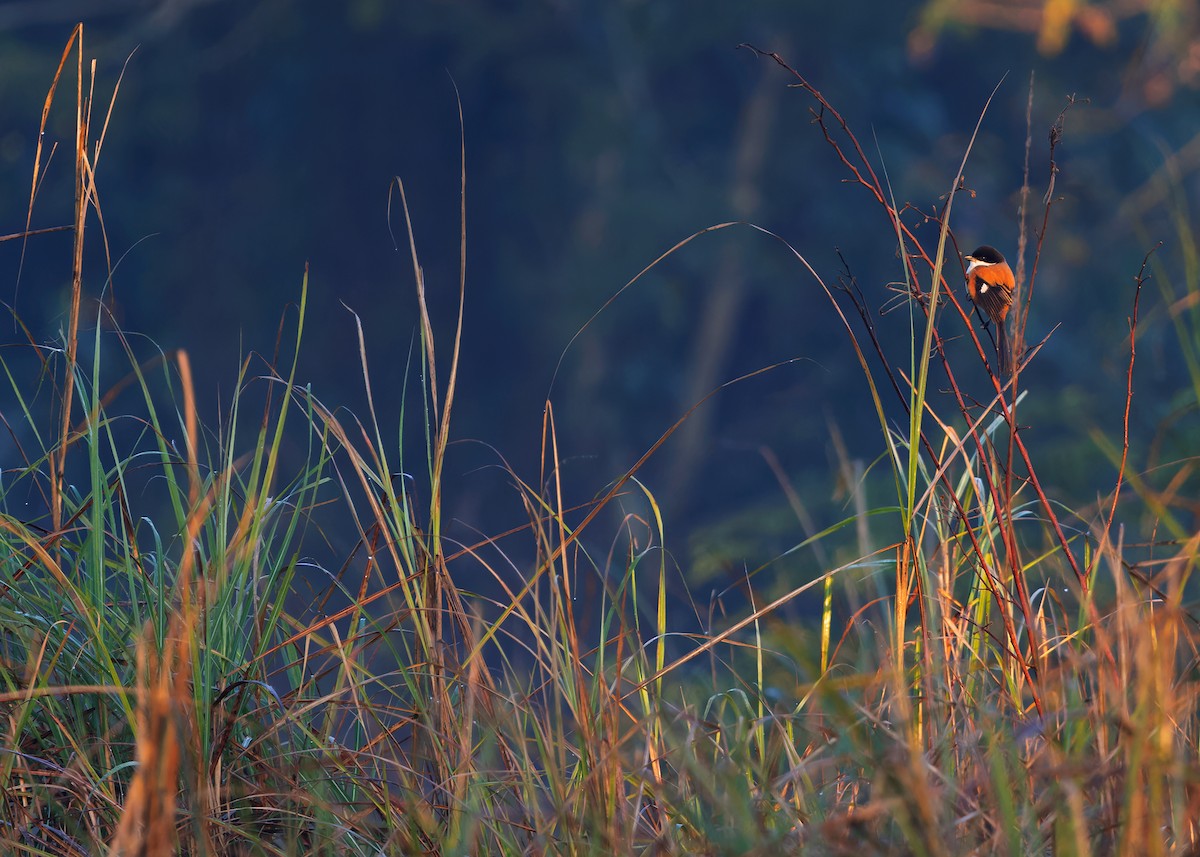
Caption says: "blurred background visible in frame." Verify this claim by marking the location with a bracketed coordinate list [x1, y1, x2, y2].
[1, 0, 1197, 597]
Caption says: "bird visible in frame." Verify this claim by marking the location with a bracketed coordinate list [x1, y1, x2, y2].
[964, 245, 1015, 374]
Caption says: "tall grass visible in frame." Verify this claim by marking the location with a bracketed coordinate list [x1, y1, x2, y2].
[1, 27, 1198, 856]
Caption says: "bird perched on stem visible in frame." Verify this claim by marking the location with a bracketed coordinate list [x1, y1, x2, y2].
[964, 245, 1015, 375]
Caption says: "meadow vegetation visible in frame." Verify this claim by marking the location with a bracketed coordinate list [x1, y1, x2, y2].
[2, 28, 1198, 856]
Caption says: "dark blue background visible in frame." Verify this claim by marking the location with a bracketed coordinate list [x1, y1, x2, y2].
[1, 2, 1195, 591]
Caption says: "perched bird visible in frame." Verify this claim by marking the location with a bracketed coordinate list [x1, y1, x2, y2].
[964, 245, 1015, 374]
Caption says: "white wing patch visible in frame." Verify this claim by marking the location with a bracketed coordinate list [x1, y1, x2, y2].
[979, 283, 989, 293]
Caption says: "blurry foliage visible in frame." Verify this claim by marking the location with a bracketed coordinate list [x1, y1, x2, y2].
[0, 1, 1198, 593]
[913, 0, 1200, 103]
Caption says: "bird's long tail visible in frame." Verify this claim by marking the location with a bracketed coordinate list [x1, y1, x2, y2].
[996, 323, 1011, 375]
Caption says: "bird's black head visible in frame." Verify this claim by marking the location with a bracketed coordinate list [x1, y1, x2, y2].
[967, 245, 1006, 264]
